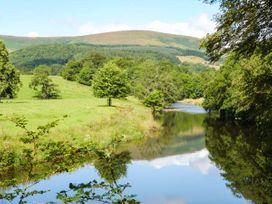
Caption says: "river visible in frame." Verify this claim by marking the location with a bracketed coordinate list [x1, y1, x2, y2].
[2, 103, 271, 203]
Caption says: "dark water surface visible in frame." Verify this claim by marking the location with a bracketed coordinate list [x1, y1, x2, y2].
[2, 104, 271, 203]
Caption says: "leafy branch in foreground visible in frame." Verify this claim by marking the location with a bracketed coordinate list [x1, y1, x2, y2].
[0, 115, 62, 204]
[56, 138, 138, 204]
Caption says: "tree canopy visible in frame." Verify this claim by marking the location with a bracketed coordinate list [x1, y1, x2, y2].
[92, 62, 130, 106]
[202, 0, 272, 61]
[0, 41, 21, 101]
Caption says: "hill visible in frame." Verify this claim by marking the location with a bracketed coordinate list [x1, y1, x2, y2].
[0, 30, 200, 51]
[10, 43, 207, 71]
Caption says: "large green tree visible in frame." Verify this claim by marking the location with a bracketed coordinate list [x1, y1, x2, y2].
[0, 41, 21, 102]
[202, 0, 272, 62]
[92, 62, 130, 106]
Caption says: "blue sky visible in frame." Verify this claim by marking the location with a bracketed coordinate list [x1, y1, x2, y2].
[0, 0, 218, 37]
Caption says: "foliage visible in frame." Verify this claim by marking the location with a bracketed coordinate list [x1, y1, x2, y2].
[0, 116, 139, 203]
[132, 60, 178, 105]
[0, 116, 60, 203]
[61, 60, 82, 81]
[0, 41, 21, 101]
[143, 90, 165, 116]
[57, 147, 138, 204]
[92, 62, 130, 106]
[202, 0, 272, 61]
[9, 43, 208, 72]
[29, 65, 60, 99]
[203, 54, 272, 126]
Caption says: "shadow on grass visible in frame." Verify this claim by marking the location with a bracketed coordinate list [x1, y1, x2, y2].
[97, 105, 117, 108]
[2, 101, 29, 104]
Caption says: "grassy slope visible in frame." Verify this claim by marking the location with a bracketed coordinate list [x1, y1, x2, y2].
[0, 75, 158, 149]
[177, 56, 220, 69]
[0, 30, 200, 51]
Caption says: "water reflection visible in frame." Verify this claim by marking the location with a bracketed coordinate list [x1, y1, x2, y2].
[2, 106, 270, 203]
[205, 118, 272, 204]
[126, 111, 206, 160]
[57, 150, 139, 203]
[0, 149, 139, 203]
[135, 149, 212, 175]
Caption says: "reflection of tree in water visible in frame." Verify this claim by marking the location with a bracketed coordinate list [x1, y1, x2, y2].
[94, 150, 131, 184]
[0, 148, 138, 203]
[205, 118, 272, 204]
[57, 150, 139, 204]
[126, 111, 206, 160]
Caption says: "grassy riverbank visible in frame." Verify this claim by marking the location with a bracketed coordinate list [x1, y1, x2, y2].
[0, 75, 159, 150]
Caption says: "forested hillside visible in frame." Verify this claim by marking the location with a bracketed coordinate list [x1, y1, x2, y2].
[10, 43, 207, 72]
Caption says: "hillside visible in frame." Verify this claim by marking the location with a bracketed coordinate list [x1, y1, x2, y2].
[10, 43, 207, 71]
[178, 56, 220, 69]
[0, 30, 200, 51]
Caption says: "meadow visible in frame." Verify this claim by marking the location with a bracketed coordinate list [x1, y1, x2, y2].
[0, 75, 158, 150]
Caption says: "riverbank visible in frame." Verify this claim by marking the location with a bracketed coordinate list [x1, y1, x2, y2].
[0, 75, 159, 151]
[178, 98, 204, 106]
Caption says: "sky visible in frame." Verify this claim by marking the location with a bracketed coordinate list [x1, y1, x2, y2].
[0, 0, 219, 38]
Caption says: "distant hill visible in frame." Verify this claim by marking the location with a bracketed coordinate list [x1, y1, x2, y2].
[0, 30, 200, 51]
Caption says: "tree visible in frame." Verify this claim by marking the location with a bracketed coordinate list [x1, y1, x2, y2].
[82, 53, 107, 68]
[0, 41, 21, 102]
[229, 54, 272, 126]
[29, 65, 60, 99]
[203, 54, 272, 126]
[133, 60, 178, 105]
[92, 62, 130, 106]
[61, 60, 82, 81]
[143, 90, 165, 116]
[76, 61, 97, 86]
[201, 0, 272, 61]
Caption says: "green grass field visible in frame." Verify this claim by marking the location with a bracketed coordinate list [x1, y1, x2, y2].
[0, 75, 158, 149]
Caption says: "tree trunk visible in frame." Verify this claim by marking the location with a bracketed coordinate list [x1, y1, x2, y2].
[108, 97, 112, 106]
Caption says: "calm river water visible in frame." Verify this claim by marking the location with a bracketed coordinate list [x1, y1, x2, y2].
[2, 103, 271, 204]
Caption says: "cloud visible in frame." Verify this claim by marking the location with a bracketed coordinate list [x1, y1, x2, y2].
[78, 13, 216, 38]
[27, 32, 39, 38]
[135, 149, 214, 175]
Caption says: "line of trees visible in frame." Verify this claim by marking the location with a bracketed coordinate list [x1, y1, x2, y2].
[60, 53, 215, 110]
[201, 0, 272, 127]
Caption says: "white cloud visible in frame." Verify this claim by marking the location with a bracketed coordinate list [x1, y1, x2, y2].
[134, 149, 214, 175]
[78, 13, 216, 38]
[27, 32, 39, 38]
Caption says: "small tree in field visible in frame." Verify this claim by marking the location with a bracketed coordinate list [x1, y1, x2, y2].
[92, 62, 130, 106]
[29, 65, 60, 99]
[144, 90, 165, 116]
[0, 41, 21, 102]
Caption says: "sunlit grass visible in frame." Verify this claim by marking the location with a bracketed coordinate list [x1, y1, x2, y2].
[0, 75, 158, 149]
